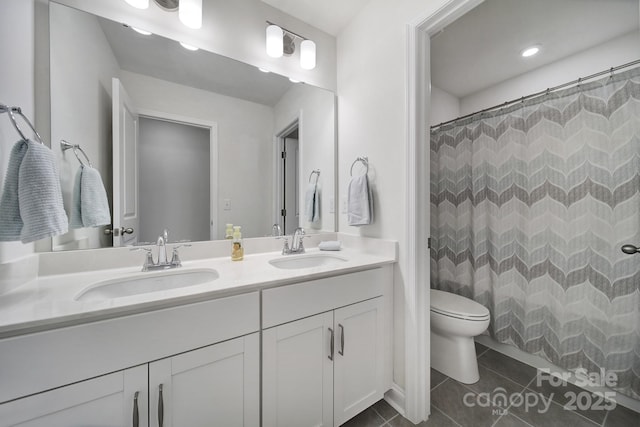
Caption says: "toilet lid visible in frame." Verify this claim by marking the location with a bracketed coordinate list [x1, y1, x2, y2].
[430, 289, 490, 320]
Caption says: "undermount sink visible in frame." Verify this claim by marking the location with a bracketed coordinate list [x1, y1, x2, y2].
[75, 268, 219, 302]
[269, 253, 348, 270]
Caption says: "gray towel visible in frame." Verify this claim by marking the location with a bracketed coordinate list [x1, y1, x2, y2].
[18, 140, 68, 243]
[347, 174, 374, 226]
[70, 165, 111, 228]
[305, 182, 320, 223]
[0, 140, 28, 241]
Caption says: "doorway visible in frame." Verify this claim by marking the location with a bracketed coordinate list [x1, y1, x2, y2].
[138, 116, 213, 243]
[276, 121, 300, 235]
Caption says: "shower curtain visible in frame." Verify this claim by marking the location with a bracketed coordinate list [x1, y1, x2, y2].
[430, 67, 640, 400]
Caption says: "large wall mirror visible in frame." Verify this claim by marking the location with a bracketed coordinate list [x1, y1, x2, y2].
[48, 1, 336, 251]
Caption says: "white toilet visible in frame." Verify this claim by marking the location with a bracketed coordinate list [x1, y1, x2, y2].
[430, 289, 490, 384]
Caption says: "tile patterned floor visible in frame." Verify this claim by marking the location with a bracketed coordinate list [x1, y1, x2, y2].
[343, 343, 640, 427]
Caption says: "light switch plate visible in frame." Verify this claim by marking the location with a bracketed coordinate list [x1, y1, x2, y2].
[223, 198, 232, 211]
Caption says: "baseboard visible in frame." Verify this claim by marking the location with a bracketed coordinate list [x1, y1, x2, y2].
[384, 383, 406, 417]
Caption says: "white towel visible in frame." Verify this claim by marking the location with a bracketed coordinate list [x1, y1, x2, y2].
[0, 140, 28, 241]
[17, 140, 68, 243]
[347, 174, 373, 226]
[70, 165, 111, 228]
[305, 182, 320, 223]
[318, 240, 341, 251]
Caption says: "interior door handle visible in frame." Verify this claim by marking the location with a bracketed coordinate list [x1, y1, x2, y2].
[621, 244, 640, 254]
[104, 227, 134, 236]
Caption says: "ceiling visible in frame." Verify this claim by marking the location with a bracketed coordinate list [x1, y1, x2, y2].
[261, 0, 371, 36]
[98, 17, 293, 106]
[431, 0, 639, 98]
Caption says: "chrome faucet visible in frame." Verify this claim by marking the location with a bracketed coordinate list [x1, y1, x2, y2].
[281, 227, 306, 255]
[272, 223, 282, 237]
[131, 229, 191, 271]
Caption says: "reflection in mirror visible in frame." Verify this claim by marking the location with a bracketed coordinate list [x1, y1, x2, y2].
[49, 1, 336, 251]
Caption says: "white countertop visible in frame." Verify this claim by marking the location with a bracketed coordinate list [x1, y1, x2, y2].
[0, 239, 396, 338]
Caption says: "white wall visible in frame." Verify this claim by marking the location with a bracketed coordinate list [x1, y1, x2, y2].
[0, 0, 35, 263]
[460, 32, 640, 115]
[49, 3, 120, 250]
[120, 71, 275, 239]
[56, 0, 337, 91]
[337, 0, 452, 392]
[274, 84, 336, 233]
[430, 86, 460, 126]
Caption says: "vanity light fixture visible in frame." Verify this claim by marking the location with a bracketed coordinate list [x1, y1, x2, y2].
[179, 41, 199, 51]
[521, 45, 540, 58]
[179, 0, 202, 29]
[123, 0, 202, 29]
[265, 22, 316, 70]
[125, 0, 149, 9]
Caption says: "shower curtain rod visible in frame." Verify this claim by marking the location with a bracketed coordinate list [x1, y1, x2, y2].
[430, 58, 640, 131]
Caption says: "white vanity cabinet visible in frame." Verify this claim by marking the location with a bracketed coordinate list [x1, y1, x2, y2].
[0, 365, 148, 427]
[0, 292, 260, 427]
[262, 267, 392, 427]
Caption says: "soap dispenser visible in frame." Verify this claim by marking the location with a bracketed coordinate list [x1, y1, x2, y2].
[225, 223, 234, 239]
[231, 226, 244, 261]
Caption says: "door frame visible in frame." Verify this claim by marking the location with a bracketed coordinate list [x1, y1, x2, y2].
[272, 113, 302, 233]
[136, 108, 218, 240]
[404, 0, 484, 422]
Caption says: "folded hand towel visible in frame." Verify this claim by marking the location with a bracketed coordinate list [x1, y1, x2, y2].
[70, 165, 111, 228]
[18, 140, 68, 243]
[318, 240, 341, 251]
[0, 140, 28, 241]
[347, 174, 373, 226]
[305, 182, 320, 223]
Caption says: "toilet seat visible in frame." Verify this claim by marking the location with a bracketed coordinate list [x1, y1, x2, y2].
[430, 289, 490, 321]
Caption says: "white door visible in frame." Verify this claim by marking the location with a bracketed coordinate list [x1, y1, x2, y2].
[0, 366, 147, 427]
[263, 311, 334, 427]
[112, 77, 140, 247]
[334, 298, 384, 426]
[149, 333, 259, 427]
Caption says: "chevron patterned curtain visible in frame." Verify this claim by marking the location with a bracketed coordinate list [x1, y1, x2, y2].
[430, 66, 640, 399]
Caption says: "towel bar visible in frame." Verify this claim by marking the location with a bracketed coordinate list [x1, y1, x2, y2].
[60, 140, 93, 168]
[350, 156, 369, 176]
[0, 103, 44, 144]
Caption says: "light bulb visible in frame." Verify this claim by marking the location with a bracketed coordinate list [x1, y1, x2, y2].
[521, 46, 540, 57]
[179, 0, 202, 29]
[124, 0, 149, 9]
[266, 25, 283, 58]
[300, 40, 316, 70]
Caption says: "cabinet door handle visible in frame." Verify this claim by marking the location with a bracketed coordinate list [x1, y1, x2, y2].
[338, 323, 345, 356]
[158, 384, 164, 427]
[328, 327, 334, 361]
[133, 391, 139, 427]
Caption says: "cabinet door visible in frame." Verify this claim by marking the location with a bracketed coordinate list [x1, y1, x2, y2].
[263, 311, 334, 427]
[0, 365, 147, 427]
[334, 298, 384, 426]
[149, 333, 259, 427]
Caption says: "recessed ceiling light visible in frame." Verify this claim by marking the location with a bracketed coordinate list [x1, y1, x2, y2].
[258, 68, 270, 73]
[179, 42, 199, 51]
[521, 46, 540, 58]
[132, 27, 152, 35]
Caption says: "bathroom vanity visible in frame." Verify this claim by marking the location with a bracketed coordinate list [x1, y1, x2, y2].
[0, 234, 396, 427]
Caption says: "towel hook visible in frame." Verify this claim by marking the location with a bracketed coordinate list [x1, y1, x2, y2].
[0, 103, 44, 144]
[60, 140, 93, 168]
[350, 156, 369, 177]
[309, 169, 320, 183]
